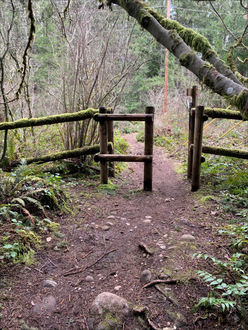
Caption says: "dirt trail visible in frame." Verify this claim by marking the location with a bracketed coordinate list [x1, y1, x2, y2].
[0, 134, 232, 329]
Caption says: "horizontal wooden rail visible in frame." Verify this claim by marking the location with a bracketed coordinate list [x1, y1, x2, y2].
[94, 154, 152, 162]
[191, 108, 244, 120]
[94, 114, 153, 122]
[0, 108, 99, 131]
[5, 143, 113, 168]
[202, 145, 248, 159]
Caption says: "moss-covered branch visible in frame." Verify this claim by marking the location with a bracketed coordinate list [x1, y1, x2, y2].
[7, 143, 112, 168]
[0, 108, 99, 130]
[107, 0, 241, 85]
[202, 145, 248, 159]
[107, 0, 248, 119]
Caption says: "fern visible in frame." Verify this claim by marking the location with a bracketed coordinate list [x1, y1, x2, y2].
[193, 296, 236, 312]
[193, 252, 248, 314]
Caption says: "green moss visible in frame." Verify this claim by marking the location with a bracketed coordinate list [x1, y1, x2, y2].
[46, 221, 60, 232]
[0, 108, 99, 131]
[179, 53, 195, 67]
[199, 195, 215, 203]
[147, 7, 217, 60]
[18, 230, 41, 247]
[22, 249, 36, 266]
[228, 90, 248, 119]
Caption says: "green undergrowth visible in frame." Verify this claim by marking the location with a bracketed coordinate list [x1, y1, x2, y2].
[0, 161, 68, 265]
[201, 156, 248, 218]
[136, 130, 186, 155]
[193, 155, 248, 321]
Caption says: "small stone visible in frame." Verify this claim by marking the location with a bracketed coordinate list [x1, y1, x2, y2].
[43, 280, 58, 288]
[181, 234, 195, 241]
[126, 222, 130, 226]
[33, 295, 56, 314]
[140, 269, 152, 284]
[114, 285, 121, 291]
[86, 276, 94, 282]
[145, 216, 152, 219]
[106, 222, 114, 226]
[101, 225, 110, 231]
[107, 215, 115, 219]
[143, 219, 152, 224]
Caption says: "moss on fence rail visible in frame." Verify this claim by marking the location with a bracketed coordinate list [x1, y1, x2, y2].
[4, 143, 112, 168]
[0, 108, 99, 131]
[202, 145, 248, 159]
[203, 108, 244, 120]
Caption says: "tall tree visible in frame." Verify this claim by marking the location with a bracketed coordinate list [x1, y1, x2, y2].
[98, 0, 248, 119]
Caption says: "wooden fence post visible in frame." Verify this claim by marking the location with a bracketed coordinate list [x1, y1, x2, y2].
[107, 109, 115, 178]
[191, 105, 204, 191]
[144, 106, 154, 191]
[99, 107, 108, 184]
[187, 85, 198, 179]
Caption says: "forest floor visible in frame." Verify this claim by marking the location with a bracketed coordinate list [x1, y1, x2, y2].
[0, 133, 243, 330]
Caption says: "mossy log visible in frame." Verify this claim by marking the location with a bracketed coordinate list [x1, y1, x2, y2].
[202, 145, 248, 159]
[8, 143, 112, 168]
[203, 108, 244, 120]
[0, 108, 99, 131]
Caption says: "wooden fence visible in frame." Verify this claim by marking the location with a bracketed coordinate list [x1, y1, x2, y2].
[0, 106, 155, 191]
[187, 86, 248, 191]
[94, 106, 154, 191]
[0, 108, 102, 168]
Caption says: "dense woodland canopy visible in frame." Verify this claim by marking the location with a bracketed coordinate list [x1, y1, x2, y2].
[0, 0, 247, 160]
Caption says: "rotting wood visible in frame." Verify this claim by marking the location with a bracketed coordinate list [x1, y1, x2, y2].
[202, 145, 248, 159]
[143, 279, 178, 288]
[0, 108, 99, 131]
[7, 144, 112, 168]
[132, 306, 161, 330]
[94, 154, 153, 162]
[138, 242, 154, 255]
[144, 106, 154, 191]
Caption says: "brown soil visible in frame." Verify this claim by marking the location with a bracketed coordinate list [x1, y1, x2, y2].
[0, 134, 241, 330]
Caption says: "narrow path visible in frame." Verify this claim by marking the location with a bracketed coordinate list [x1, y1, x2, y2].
[1, 134, 228, 330]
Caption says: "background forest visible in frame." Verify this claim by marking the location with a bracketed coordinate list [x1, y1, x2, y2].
[0, 1, 248, 327]
[0, 0, 247, 160]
